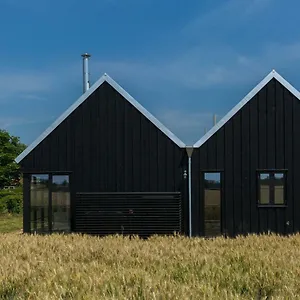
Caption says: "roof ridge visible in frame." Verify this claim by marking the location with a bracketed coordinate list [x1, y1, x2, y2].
[193, 70, 300, 148]
[15, 73, 185, 163]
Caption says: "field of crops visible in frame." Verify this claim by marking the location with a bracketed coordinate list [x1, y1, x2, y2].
[1, 233, 300, 299]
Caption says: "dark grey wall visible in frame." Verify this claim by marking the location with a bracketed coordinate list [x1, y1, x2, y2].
[20, 82, 188, 233]
[192, 78, 300, 236]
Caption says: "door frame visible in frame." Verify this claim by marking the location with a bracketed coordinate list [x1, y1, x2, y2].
[24, 171, 72, 234]
[200, 170, 224, 237]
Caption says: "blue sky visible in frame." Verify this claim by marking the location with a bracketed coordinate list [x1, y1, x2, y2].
[1, 0, 300, 145]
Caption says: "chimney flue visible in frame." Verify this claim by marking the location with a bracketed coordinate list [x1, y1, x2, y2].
[81, 53, 91, 93]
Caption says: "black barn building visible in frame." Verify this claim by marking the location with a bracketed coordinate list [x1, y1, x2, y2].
[192, 70, 300, 237]
[16, 74, 188, 237]
[16, 69, 300, 238]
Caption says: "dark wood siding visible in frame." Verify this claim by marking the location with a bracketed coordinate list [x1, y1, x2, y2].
[193, 78, 299, 236]
[20, 82, 188, 232]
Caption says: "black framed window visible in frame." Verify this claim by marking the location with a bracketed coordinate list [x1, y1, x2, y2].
[258, 171, 286, 206]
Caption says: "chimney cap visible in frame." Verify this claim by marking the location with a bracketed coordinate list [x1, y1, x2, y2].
[81, 53, 91, 58]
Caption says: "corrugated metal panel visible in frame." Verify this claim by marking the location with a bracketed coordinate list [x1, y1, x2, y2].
[75, 192, 182, 237]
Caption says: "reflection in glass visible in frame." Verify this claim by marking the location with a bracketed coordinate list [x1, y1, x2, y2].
[52, 175, 71, 232]
[204, 173, 221, 237]
[274, 173, 284, 204]
[259, 173, 270, 204]
[30, 174, 49, 233]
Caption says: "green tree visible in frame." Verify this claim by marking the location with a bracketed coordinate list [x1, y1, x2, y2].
[0, 129, 26, 188]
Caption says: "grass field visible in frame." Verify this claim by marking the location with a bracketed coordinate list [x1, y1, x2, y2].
[0, 214, 22, 233]
[0, 233, 300, 299]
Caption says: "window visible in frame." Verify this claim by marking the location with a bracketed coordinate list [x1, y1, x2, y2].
[258, 171, 286, 206]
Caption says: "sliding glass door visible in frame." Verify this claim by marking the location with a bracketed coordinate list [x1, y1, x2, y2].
[30, 174, 50, 233]
[52, 175, 71, 232]
[30, 173, 71, 234]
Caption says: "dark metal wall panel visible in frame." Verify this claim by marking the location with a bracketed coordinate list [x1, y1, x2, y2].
[233, 113, 242, 235]
[224, 120, 234, 236]
[193, 78, 300, 236]
[293, 92, 300, 232]
[284, 88, 294, 234]
[249, 94, 259, 233]
[23, 174, 30, 233]
[266, 80, 276, 232]
[75, 192, 182, 237]
[257, 82, 268, 233]
[241, 103, 250, 233]
[191, 146, 200, 236]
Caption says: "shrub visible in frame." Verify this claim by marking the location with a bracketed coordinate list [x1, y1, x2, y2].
[0, 189, 23, 214]
[4, 194, 22, 214]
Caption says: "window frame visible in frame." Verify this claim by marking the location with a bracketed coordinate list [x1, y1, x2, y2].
[201, 170, 224, 237]
[256, 169, 287, 207]
[28, 172, 72, 233]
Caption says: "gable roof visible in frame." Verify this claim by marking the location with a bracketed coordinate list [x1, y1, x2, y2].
[15, 73, 186, 164]
[193, 70, 300, 148]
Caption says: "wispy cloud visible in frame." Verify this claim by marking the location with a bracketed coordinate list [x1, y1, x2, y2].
[93, 40, 300, 92]
[21, 94, 47, 101]
[0, 116, 54, 129]
[245, 0, 273, 15]
[0, 71, 53, 102]
[182, 0, 273, 36]
[0, 61, 80, 103]
[157, 110, 218, 144]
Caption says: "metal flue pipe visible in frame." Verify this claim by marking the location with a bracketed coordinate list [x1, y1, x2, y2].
[81, 53, 91, 93]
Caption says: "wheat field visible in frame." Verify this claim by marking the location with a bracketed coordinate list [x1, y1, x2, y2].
[1, 233, 300, 299]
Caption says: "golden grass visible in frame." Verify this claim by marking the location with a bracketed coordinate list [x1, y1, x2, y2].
[0, 214, 22, 233]
[0, 233, 300, 299]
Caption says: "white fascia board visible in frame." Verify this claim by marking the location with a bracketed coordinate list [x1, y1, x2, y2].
[15, 74, 185, 164]
[193, 70, 300, 148]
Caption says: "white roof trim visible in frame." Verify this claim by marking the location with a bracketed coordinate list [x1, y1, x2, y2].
[15, 73, 185, 163]
[193, 70, 300, 148]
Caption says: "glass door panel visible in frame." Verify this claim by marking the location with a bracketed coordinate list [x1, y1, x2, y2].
[30, 174, 49, 233]
[52, 175, 71, 232]
[204, 172, 221, 237]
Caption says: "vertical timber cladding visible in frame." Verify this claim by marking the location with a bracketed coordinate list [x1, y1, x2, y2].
[75, 192, 182, 237]
[19, 82, 186, 193]
[193, 78, 300, 237]
[19, 78, 187, 235]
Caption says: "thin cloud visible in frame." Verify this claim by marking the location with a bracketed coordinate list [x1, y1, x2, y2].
[93, 40, 300, 92]
[245, 0, 273, 15]
[157, 110, 219, 144]
[182, 0, 273, 36]
[0, 72, 53, 102]
[0, 62, 79, 103]
[0, 116, 54, 129]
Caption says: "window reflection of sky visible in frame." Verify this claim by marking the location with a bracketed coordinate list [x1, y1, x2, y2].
[274, 173, 284, 180]
[31, 174, 49, 182]
[204, 173, 220, 183]
[53, 175, 69, 185]
[31, 174, 69, 185]
[260, 173, 269, 180]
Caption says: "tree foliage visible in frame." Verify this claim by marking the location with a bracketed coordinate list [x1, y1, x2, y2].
[0, 129, 26, 188]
